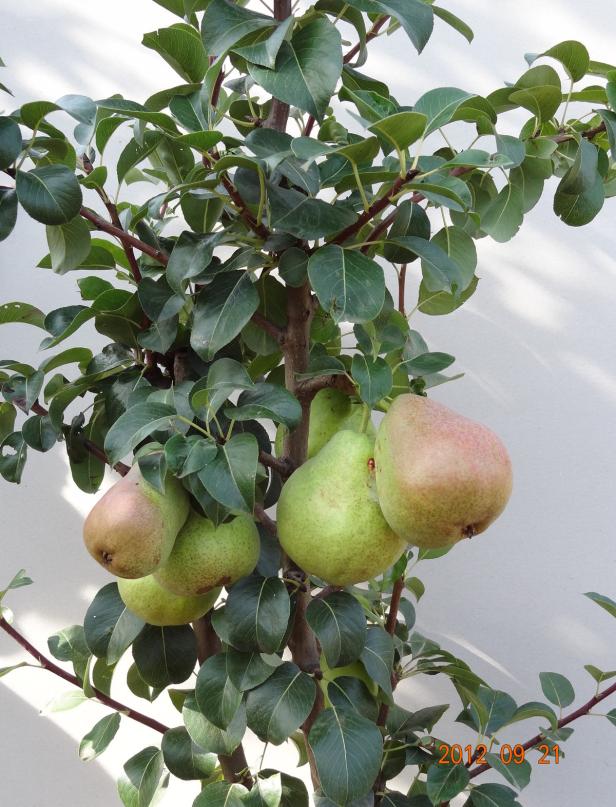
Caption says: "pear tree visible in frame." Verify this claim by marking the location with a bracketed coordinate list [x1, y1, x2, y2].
[2, 2, 616, 805]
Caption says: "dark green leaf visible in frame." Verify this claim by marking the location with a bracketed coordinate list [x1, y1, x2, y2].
[191, 272, 259, 361]
[45, 216, 91, 274]
[309, 706, 383, 805]
[21, 413, 57, 452]
[467, 783, 518, 807]
[0, 302, 46, 329]
[194, 782, 249, 807]
[485, 753, 531, 790]
[383, 201, 430, 263]
[225, 649, 277, 692]
[359, 626, 394, 696]
[161, 727, 217, 780]
[269, 186, 356, 239]
[183, 692, 247, 755]
[306, 592, 367, 668]
[511, 700, 558, 729]
[104, 402, 176, 465]
[118, 747, 165, 807]
[166, 230, 221, 295]
[225, 576, 290, 653]
[248, 18, 342, 121]
[199, 433, 258, 513]
[308, 245, 385, 324]
[403, 352, 455, 376]
[426, 762, 469, 805]
[370, 0, 434, 54]
[0, 188, 18, 241]
[326, 676, 379, 722]
[470, 687, 517, 735]
[0, 432, 27, 483]
[143, 24, 208, 83]
[201, 0, 273, 56]
[133, 624, 197, 688]
[196, 654, 242, 730]
[539, 672, 575, 708]
[16, 165, 82, 225]
[246, 661, 316, 745]
[229, 384, 301, 428]
[351, 355, 392, 406]
[482, 183, 524, 242]
[48, 624, 90, 681]
[391, 237, 466, 293]
[79, 713, 121, 762]
[84, 582, 145, 663]
[191, 358, 255, 420]
[0, 116, 22, 169]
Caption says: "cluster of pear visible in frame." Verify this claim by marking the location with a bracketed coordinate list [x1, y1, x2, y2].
[277, 391, 513, 585]
[83, 466, 260, 626]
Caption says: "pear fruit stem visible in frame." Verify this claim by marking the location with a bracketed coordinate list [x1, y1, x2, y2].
[360, 403, 372, 434]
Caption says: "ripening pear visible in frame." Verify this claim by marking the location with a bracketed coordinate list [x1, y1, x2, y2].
[375, 394, 513, 548]
[275, 388, 375, 459]
[118, 574, 220, 626]
[83, 465, 189, 578]
[277, 430, 406, 585]
[155, 511, 260, 596]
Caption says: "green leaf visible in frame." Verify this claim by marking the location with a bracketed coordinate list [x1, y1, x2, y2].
[48, 624, 90, 681]
[508, 85, 561, 125]
[326, 676, 379, 722]
[269, 185, 356, 239]
[201, 0, 273, 56]
[607, 709, 616, 727]
[0, 569, 33, 601]
[0, 662, 30, 678]
[229, 384, 302, 428]
[539, 671, 575, 708]
[0, 402, 16, 443]
[485, 753, 531, 790]
[42, 304, 95, 349]
[469, 687, 517, 736]
[166, 229, 221, 295]
[383, 201, 430, 263]
[234, 17, 294, 70]
[0, 302, 46, 329]
[161, 727, 217, 781]
[527, 40, 589, 82]
[225, 649, 277, 692]
[199, 433, 259, 513]
[84, 582, 145, 663]
[432, 6, 473, 44]
[585, 591, 616, 619]
[45, 216, 91, 274]
[403, 352, 455, 376]
[0, 188, 18, 241]
[481, 183, 524, 242]
[191, 272, 259, 361]
[306, 592, 367, 667]
[467, 783, 518, 807]
[391, 236, 466, 294]
[79, 713, 121, 762]
[248, 18, 342, 121]
[16, 165, 82, 225]
[225, 576, 290, 653]
[116, 131, 163, 185]
[360, 626, 394, 696]
[369, 112, 427, 150]
[426, 762, 469, 805]
[351, 355, 393, 406]
[143, 24, 208, 83]
[183, 692, 247, 755]
[584, 665, 616, 685]
[43, 690, 89, 713]
[191, 358, 255, 420]
[510, 700, 558, 729]
[553, 171, 604, 226]
[104, 402, 176, 466]
[308, 245, 385, 324]
[137, 276, 184, 323]
[0, 116, 22, 168]
[246, 661, 316, 745]
[133, 625, 197, 688]
[196, 654, 242, 730]
[414, 87, 473, 134]
[370, 0, 434, 54]
[118, 747, 165, 807]
[0, 432, 27, 483]
[194, 782, 249, 807]
[21, 413, 57, 452]
[309, 706, 383, 805]
[559, 139, 598, 195]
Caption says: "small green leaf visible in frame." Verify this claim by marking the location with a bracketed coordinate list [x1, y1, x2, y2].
[118, 747, 165, 807]
[194, 782, 249, 807]
[229, 384, 301, 428]
[161, 727, 217, 781]
[351, 355, 392, 406]
[485, 753, 532, 790]
[0, 116, 22, 168]
[79, 713, 121, 762]
[21, 413, 57, 452]
[104, 403, 176, 466]
[16, 165, 82, 225]
[403, 352, 455, 376]
[45, 216, 91, 274]
[0, 188, 18, 241]
[539, 671, 575, 708]
[0, 302, 46, 329]
[511, 700, 558, 729]
[199, 433, 258, 513]
[359, 626, 394, 696]
[225, 576, 290, 654]
[306, 592, 367, 667]
[585, 591, 616, 618]
[246, 661, 316, 745]
[467, 783, 519, 807]
[0, 432, 27, 483]
[414, 87, 473, 134]
[196, 654, 242, 730]
[426, 761, 469, 804]
[143, 23, 208, 83]
[183, 692, 247, 755]
[482, 183, 524, 242]
[133, 625, 197, 688]
[191, 358, 255, 420]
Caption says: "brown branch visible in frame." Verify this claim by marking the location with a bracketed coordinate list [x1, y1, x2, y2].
[398, 264, 407, 315]
[264, 1, 292, 132]
[253, 503, 278, 536]
[295, 373, 356, 404]
[80, 207, 168, 265]
[329, 169, 421, 246]
[467, 679, 616, 781]
[0, 616, 170, 734]
[251, 311, 286, 344]
[551, 121, 606, 144]
[258, 450, 294, 479]
[220, 173, 271, 241]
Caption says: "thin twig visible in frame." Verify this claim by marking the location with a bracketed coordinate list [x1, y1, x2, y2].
[0, 616, 170, 734]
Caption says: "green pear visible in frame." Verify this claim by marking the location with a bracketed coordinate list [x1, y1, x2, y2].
[155, 511, 260, 596]
[118, 575, 220, 626]
[375, 394, 513, 548]
[83, 465, 189, 578]
[275, 388, 375, 459]
[277, 430, 406, 585]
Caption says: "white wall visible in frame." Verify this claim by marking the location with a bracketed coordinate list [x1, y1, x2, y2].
[1, 2, 616, 805]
